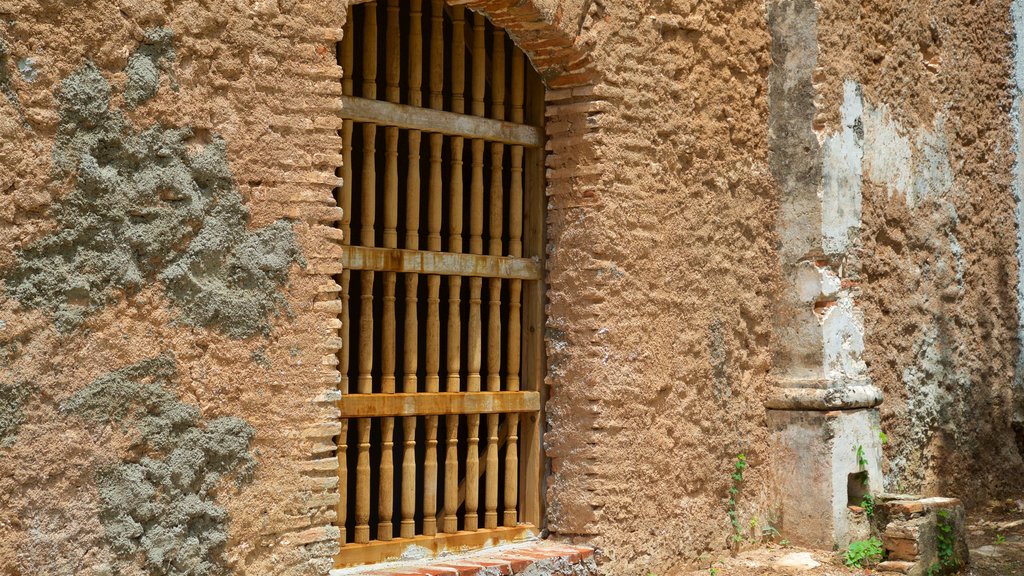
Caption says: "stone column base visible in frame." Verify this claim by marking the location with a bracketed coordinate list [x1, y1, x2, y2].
[767, 408, 884, 549]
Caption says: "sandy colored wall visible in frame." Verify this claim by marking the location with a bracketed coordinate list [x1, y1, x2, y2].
[539, 1, 780, 573]
[0, 0, 781, 573]
[0, 1, 345, 574]
[811, 0, 1024, 502]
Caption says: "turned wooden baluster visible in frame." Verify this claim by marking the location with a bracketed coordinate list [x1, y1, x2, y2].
[504, 48, 525, 528]
[443, 4, 466, 536]
[380, 2, 402, 541]
[354, 0, 378, 546]
[484, 26, 506, 531]
[421, 0, 445, 538]
[337, 8, 355, 545]
[465, 11, 486, 533]
[400, 0, 423, 541]
[376, 0, 401, 542]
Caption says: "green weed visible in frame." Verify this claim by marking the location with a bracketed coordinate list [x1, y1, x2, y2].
[843, 537, 884, 568]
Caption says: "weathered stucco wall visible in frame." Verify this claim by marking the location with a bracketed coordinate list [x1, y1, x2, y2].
[0, 1, 345, 574]
[812, 0, 1024, 501]
[2, 0, 1024, 575]
[0, 1, 782, 573]
[538, 1, 779, 573]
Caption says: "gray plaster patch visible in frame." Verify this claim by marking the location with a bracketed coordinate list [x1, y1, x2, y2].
[708, 319, 730, 401]
[892, 323, 970, 491]
[0, 381, 29, 447]
[821, 80, 864, 256]
[250, 347, 271, 368]
[124, 28, 175, 108]
[3, 50, 302, 338]
[64, 356, 256, 576]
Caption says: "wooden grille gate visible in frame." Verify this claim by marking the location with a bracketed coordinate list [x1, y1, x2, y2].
[334, 0, 546, 567]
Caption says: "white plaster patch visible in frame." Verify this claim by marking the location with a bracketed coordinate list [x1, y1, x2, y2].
[859, 91, 953, 208]
[862, 103, 913, 199]
[821, 293, 867, 384]
[817, 80, 962, 412]
[821, 80, 864, 256]
[795, 262, 826, 302]
[912, 116, 954, 204]
[1012, 0, 1024, 401]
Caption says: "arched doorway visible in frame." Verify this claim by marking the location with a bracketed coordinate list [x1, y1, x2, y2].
[334, 0, 547, 566]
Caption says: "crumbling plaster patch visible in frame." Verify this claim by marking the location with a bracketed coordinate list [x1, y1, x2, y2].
[64, 356, 256, 576]
[0, 380, 28, 447]
[2, 37, 303, 338]
[821, 78, 966, 492]
[124, 27, 176, 108]
[818, 79, 960, 394]
[1012, 0, 1024, 424]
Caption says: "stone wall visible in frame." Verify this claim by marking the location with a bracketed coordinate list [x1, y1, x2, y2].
[0, 0, 1022, 575]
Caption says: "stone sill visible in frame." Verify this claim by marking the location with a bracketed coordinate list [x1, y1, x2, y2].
[329, 541, 597, 575]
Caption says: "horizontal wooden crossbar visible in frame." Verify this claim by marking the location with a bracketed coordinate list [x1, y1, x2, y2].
[340, 95, 544, 147]
[342, 245, 542, 280]
[335, 525, 537, 568]
[338, 391, 540, 418]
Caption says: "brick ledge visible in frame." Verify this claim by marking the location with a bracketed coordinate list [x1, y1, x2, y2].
[329, 540, 597, 575]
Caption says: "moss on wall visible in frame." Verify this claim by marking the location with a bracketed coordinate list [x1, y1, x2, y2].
[64, 356, 255, 576]
[2, 29, 302, 338]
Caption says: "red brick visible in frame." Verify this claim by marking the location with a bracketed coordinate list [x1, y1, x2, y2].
[883, 536, 920, 561]
[490, 554, 536, 572]
[415, 567, 460, 576]
[431, 562, 486, 576]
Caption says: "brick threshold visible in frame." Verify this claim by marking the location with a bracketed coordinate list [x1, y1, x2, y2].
[329, 540, 597, 575]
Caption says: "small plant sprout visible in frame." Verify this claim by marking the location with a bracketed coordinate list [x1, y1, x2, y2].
[843, 537, 884, 568]
[936, 510, 958, 568]
[761, 522, 781, 542]
[996, 533, 1007, 545]
[855, 444, 868, 470]
[879, 429, 889, 444]
[726, 453, 748, 547]
[861, 493, 875, 518]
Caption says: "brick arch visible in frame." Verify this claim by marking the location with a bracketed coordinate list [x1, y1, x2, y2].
[455, 0, 604, 209]
[453, 0, 607, 541]
[456, 0, 596, 88]
[298, 1, 607, 565]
